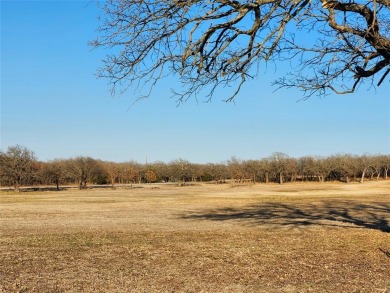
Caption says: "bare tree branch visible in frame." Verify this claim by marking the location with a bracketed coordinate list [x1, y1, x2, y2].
[91, 0, 390, 101]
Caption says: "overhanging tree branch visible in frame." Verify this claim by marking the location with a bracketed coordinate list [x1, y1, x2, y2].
[91, 0, 390, 101]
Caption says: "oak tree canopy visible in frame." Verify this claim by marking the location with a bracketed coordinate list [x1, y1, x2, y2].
[91, 0, 390, 101]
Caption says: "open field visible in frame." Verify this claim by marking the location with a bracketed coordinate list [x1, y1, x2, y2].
[1, 181, 389, 292]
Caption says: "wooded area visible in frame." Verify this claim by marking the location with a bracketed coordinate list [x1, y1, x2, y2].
[0, 145, 389, 191]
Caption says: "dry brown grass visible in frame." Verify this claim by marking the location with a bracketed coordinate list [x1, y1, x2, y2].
[1, 181, 389, 292]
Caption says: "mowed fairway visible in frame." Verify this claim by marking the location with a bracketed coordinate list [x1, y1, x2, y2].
[1, 181, 389, 293]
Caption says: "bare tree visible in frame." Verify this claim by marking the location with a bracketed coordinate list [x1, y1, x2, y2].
[315, 157, 333, 182]
[285, 157, 299, 182]
[205, 163, 229, 183]
[379, 154, 390, 180]
[357, 154, 377, 183]
[259, 158, 272, 183]
[330, 154, 359, 183]
[119, 162, 139, 188]
[103, 161, 121, 189]
[243, 159, 261, 183]
[0, 145, 37, 192]
[91, 0, 390, 102]
[168, 158, 191, 185]
[227, 156, 245, 183]
[149, 161, 169, 182]
[188, 163, 204, 182]
[66, 157, 102, 189]
[269, 152, 290, 184]
[299, 156, 318, 181]
[40, 160, 66, 191]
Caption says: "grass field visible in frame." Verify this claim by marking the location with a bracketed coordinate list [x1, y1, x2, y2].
[1, 181, 389, 292]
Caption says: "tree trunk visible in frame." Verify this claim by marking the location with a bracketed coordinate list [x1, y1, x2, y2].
[55, 179, 60, 191]
[14, 182, 20, 192]
[79, 179, 87, 189]
[360, 167, 366, 183]
[265, 172, 269, 184]
[279, 172, 283, 184]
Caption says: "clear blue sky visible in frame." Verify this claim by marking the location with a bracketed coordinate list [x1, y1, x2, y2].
[1, 1, 389, 163]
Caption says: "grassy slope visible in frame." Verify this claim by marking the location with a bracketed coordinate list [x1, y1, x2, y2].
[0, 181, 389, 292]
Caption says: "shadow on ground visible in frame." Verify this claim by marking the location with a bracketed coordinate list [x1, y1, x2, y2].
[181, 201, 390, 232]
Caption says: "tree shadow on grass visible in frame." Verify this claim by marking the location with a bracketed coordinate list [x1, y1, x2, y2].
[180, 201, 390, 232]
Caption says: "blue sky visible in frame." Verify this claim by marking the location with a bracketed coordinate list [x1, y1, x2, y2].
[1, 1, 389, 163]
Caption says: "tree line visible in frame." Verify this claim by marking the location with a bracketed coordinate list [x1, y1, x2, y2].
[0, 145, 389, 192]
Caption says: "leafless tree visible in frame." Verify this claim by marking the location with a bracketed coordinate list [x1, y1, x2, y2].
[258, 158, 272, 183]
[329, 154, 359, 183]
[66, 157, 102, 189]
[227, 156, 245, 183]
[299, 156, 318, 181]
[379, 154, 390, 179]
[357, 154, 376, 182]
[103, 161, 121, 189]
[269, 152, 290, 184]
[149, 161, 169, 182]
[168, 158, 191, 185]
[119, 161, 139, 188]
[243, 159, 261, 183]
[188, 163, 205, 182]
[91, 0, 389, 102]
[285, 157, 299, 182]
[205, 163, 229, 183]
[0, 145, 37, 192]
[40, 160, 67, 191]
[315, 157, 333, 182]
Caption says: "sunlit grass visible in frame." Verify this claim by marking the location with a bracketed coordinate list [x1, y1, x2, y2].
[1, 181, 389, 292]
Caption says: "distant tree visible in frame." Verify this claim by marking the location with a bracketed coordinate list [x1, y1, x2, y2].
[357, 154, 377, 183]
[92, 0, 390, 102]
[299, 156, 318, 181]
[243, 160, 261, 183]
[227, 157, 244, 183]
[168, 159, 191, 185]
[119, 162, 139, 188]
[330, 154, 358, 183]
[258, 158, 272, 183]
[188, 163, 204, 182]
[145, 169, 157, 186]
[40, 160, 66, 191]
[285, 157, 299, 182]
[103, 161, 120, 189]
[269, 152, 290, 184]
[0, 145, 37, 192]
[205, 163, 228, 183]
[315, 157, 333, 182]
[149, 161, 168, 182]
[372, 155, 385, 180]
[379, 155, 390, 180]
[66, 157, 102, 189]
